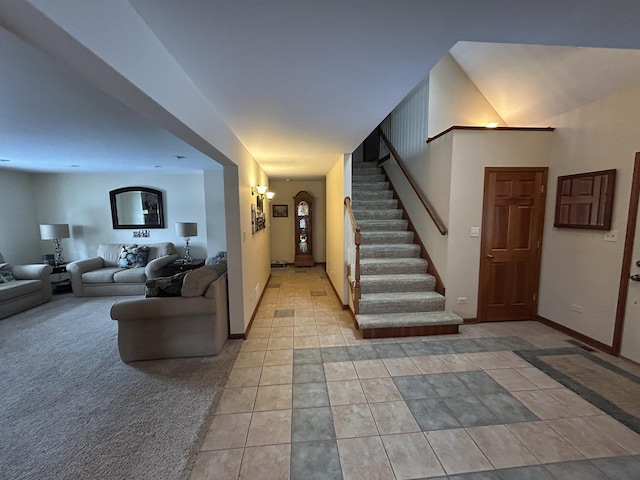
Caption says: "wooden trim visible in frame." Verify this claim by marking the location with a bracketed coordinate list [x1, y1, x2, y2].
[426, 126, 555, 143]
[362, 324, 459, 339]
[382, 169, 445, 295]
[537, 315, 614, 355]
[378, 127, 448, 235]
[612, 152, 640, 355]
[463, 318, 479, 324]
[229, 333, 245, 339]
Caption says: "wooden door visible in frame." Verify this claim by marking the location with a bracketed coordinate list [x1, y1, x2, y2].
[478, 167, 548, 322]
[616, 153, 640, 361]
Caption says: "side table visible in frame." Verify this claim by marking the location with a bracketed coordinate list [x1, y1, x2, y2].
[51, 264, 72, 293]
[162, 259, 205, 276]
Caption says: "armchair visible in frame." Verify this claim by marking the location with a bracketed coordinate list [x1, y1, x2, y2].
[0, 251, 53, 319]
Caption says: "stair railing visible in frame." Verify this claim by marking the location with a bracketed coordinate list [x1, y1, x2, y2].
[377, 127, 448, 235]
[344, 196, 361, 314]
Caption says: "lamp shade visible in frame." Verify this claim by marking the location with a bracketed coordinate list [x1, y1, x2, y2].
[40, 224, 70, 240]
[175, 222, 197, 237]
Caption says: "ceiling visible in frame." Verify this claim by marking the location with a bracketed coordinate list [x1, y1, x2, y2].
[3, 1, 640, 177]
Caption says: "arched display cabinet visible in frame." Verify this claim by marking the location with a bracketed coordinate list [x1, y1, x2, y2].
[293, 191, 314, 267]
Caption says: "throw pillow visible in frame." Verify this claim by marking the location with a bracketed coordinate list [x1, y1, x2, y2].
[118, 244, 150, 268]
[0, 263, 16, 282]
[145, 271, 188, 297]
[181, 267, 220, 298]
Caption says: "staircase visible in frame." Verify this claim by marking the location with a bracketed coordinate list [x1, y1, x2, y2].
[350, 160, 463, 338]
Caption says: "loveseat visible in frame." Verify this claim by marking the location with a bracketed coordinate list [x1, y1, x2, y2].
[66, 242, 178, 297]
[0, 252, 53, 319]
[109, 263, 228, 362]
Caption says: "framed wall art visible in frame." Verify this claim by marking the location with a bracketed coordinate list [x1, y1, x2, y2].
[272, 204, 288, 218]
[554, 169, 616, 230]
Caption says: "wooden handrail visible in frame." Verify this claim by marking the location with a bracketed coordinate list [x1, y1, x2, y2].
[344, 197, 361, 313]
[377, 127, 448, 235]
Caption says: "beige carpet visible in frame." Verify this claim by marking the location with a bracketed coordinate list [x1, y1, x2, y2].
[0, 294, 241, 480]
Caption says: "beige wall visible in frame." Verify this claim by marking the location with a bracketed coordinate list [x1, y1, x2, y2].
[269, 179, 326, 264]
[428, 53, 505, 137]
[537, 82, 640, 346]
[326, 154, 350, 304]
[0, 169, 41, 263]
[446, 130, 553, 318]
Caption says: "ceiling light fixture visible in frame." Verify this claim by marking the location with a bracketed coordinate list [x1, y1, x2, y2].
[174, 155, 186, 160]
[70, 165, 80, 168]
[0, 159, 10, 162]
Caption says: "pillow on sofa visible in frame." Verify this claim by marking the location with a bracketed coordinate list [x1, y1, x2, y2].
[145, 271, 187, 297]
[118, 244, 150, 268]
[0, 263, 15, 282]
[181, 267, 220, 298]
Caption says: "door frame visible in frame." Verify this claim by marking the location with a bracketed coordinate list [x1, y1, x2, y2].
[477, 166, 548, 322]
[612, 152, 640, 355]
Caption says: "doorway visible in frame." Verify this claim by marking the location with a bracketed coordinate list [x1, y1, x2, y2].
[478, 167, 548, 322]
[616, 153, 640, 362]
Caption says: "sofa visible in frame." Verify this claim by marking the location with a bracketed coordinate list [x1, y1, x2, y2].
[110, 263, 228, 362]
[0, 252, 53, 319]
[66, 242, 178, 297]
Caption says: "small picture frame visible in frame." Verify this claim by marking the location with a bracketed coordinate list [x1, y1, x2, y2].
[273, 204, 288, 217]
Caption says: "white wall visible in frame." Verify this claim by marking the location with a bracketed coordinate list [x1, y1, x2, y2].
[326, 154, 349, 305]
[428, 53, 505, 137]
[203, 170, 226, 256]
[269, 179, 326, 264]
[31, 172, 215, 261]
[446, 130, 553, 318]
[0, 169, 40, 263]
[537, 81, 640, 346]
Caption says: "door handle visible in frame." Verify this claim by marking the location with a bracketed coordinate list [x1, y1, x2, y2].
[631, 274, 640, 282]
[486, 254, 494, 260]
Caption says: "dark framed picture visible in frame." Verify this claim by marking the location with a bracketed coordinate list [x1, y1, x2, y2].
[554, 169, 616, 230]
[273, 204, 288, 217]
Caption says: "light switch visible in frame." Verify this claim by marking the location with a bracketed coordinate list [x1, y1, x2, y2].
[470, 226, 480, 237]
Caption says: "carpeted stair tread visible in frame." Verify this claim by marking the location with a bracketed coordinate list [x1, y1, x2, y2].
[360, 273, 435, 293]
[360, 231, 414, 243]
[353, 175, 385, 183]
[352, 181, 389, 192]
[360, 257, 427, 274]
[360, 244, 420, 258]
[352, 190, 394, 200]
[354, 209, 403, 220]
[358, 219, 408, 232]
[356, 311, 463, 329]
[359, 291, 445, 314]
[352, 199, 398, 209]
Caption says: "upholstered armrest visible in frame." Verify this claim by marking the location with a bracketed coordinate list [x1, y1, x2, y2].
[12, 264, 53, 281]
[66, 257, 105, 275]
[145, 253, 179, 279]
[111, 296, 215, 321]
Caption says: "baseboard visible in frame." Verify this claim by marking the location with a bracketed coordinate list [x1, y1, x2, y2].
[463, 318, 479, 324]
[361, 324, 459, 339]
[231, 272, 272, 340]
[325, 267, 349, 311]
[536, 315, 614, 355]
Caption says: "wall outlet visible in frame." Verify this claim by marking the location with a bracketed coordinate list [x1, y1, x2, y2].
[604, 230, 618, 242]
[457, 297, 467, 304]
[470, 227, 480, 237]
[571, 304, 584, 313]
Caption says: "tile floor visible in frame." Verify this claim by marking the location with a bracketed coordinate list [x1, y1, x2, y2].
[189, 267, 640, 480]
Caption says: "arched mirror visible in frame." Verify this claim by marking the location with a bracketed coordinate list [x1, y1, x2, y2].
[109, 187, 165, 229]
